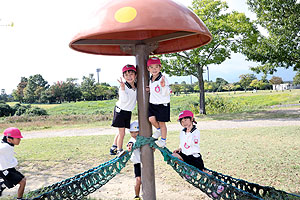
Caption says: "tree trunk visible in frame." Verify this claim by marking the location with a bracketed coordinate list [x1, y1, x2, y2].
[197, 64, 206, 115]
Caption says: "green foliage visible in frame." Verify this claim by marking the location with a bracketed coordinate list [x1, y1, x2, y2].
[25, 107, 48, 116]
[160, 0, 258, 114]
[14, 104, 31, 116]
[293, 71, 300, 85]
[244, 0, 300, 72]
[0, 103, 14, 117]
[23, 74, 49, 103]
[269, 76, 283, 85]
[239, 73, 256, 90]
[205, 95, 243, 114]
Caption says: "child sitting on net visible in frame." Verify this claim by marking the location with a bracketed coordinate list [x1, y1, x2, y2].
[172, 110, 224, 198]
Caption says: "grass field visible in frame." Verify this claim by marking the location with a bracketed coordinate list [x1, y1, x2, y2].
[1, 89, 299, 132]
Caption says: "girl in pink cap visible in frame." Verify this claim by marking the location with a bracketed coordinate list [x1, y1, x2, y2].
[0, 127, 26, 200]
[172, 110, 224, 198]
[110, 64, 137, 157]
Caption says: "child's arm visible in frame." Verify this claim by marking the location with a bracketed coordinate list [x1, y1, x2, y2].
[117, 77, 130, 103]
[160, 76, 170, 96]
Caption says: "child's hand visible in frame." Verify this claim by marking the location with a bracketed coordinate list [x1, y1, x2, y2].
[160, 76, 165, 87]
[117, 77, 125, 90]
[173, 148, 181, 153]
[146, 86, 150, 93]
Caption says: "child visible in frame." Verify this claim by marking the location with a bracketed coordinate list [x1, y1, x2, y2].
[172, 110, 224, 198]
[126, 121, 142, 200]
[147, 57, 171, 148]
[0, 127, 26, 200]
[110, 64, 137, 157]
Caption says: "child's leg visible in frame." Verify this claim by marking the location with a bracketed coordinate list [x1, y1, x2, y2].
[135, 176, 141, 197]
[17, 177, 26, 199]
[159, 122, 167, 139]
[113, 133, 119, 146]
[149, 116, 159, 128]
[154, 122, 167, 147]
[117, 127, 126, 151]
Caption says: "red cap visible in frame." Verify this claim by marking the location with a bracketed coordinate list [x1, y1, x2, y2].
[4, 127, 23, 138]
[178, 110, 194, 121]
[122, 64, 136, 73]
[147, 57, 161, 66]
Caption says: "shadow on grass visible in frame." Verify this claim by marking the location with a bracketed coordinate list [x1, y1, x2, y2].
[203, 108, 300, 121]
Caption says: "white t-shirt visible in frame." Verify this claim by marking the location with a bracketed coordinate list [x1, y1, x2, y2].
[179, 126, 201, 157]
[116, 82, 137, 111]
[149, 72, 170, 104]
[0, 142, 18, 170]
[128, 137, 141, 164]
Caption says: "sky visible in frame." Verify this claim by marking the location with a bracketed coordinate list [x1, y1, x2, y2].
[0, 0, 297, 94]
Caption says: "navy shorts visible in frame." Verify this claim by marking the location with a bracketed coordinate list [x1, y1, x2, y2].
[111, 106, 132, 129]
[134, 163, 141, 177]
[0, 168, 25, 188]
[178, 152, 205, 171]
[148, 103, 170, 122]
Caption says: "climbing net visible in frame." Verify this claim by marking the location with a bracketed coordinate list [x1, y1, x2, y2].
[24, 136, 300, 200]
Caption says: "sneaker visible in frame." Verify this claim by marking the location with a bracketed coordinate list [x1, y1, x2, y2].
[211, 185, 224, 198]
[134, 197, 142, 200]
[0, 182, 5, 197]
[155, 139, 166, 148]
[152, 129, 161, 139]
[110, 147, 117, 155]
[117, 150, 126, 157]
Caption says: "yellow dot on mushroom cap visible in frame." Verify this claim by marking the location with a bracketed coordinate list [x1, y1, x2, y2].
[114, 7, 137, 23]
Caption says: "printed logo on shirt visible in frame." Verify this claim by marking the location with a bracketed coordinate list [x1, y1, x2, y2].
[194, 139, 198, 144]
[184, 142, 190, 149]
[155, 85, 161, 93]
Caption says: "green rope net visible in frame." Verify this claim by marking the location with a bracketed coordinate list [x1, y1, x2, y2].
[23, 135, 300, 200]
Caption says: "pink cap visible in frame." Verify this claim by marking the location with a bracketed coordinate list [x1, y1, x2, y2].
[4, 127, 23, 138]
[147, 57, 161, 66]
[178, 110, 194, 121]
[122, 64, 136, 73]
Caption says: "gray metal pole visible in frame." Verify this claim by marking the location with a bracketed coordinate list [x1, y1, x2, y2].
[135, 44, 156, 200]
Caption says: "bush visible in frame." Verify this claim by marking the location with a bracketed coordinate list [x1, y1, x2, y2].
[0, 103, 14, 117]
[25, 107, 48, 116]
[14, 104, 31, 116]
[205, 96, 243, 114]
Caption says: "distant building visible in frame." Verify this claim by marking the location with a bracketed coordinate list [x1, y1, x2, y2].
[272, 82, 300, 90]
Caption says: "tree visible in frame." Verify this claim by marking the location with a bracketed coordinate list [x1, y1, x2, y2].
[269, 76, 283, 85]
[12, 77, 28, 102]
[160, 0, 258, 114]
[215, 78, 228, 92]
[293, 71, 300, 85]
[81, 74, 97, 101]
[23, 74, 48, 103]
[244, 0, 300, 74]
[170, 83, 181, 96]
[239, 73, 256, 91]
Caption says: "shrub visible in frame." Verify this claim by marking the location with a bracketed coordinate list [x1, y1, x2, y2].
[15, 104, 32, 116]
[0, 103, 14, 117]
[205, 96, 243, 114]
[25, 107, 48, 116]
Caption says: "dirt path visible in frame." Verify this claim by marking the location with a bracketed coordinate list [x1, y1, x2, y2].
[22, 118, 300, 139]
[2, 115, 300, 200]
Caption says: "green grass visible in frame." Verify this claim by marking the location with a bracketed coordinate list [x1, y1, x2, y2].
[1, 89, 299, 132]
[8, 126, 299, 198]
